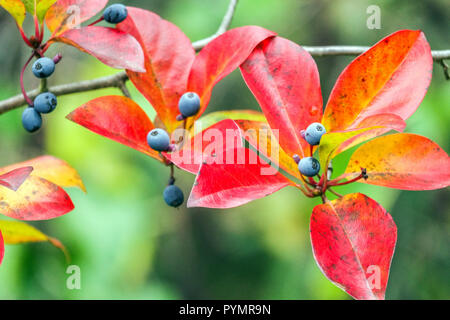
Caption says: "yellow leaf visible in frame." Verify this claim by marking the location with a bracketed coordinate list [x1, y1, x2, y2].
[0, 0, 26, 27]
[0, 219, 69, 261]
[0, 155, 86, 192]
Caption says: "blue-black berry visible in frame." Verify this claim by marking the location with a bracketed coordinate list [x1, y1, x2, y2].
[33, 92, 57, 114]
[298, 157, 320, 177]
[163, 185, 184, 207]
[22, 107, 42, 133]
[32, 57, 55, 79]
[103, 4, 128, 24]
[147, 128, 170, 152]
[178, 92, 201, 118]
[304, 122, 326, 146]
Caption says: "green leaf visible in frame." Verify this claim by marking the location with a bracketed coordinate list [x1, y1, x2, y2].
[318, 127, 379, 173]
[22, 0, 57, 21]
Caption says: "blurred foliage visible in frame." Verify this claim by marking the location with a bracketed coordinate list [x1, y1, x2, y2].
[0, 0, 449, 299]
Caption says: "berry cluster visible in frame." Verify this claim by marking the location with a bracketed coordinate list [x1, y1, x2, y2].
[22, 56, 60, 133]
[146, 92, 201, 207]
[295, 122, 327, 177]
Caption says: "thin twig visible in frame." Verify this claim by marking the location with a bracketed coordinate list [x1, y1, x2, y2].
[192, 0, 239, 50]
[1, 0, 449, 115]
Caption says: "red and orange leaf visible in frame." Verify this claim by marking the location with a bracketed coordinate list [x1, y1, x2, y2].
[344, 133, 450, 190]
[50, 26, 145, 72]
[67, 95, 161, 161]
[0, 0, 26, 27]
[323, 30, 432, 132]
[117, 7, 196, 132]
[0, 167, 33, 191]
[310, 193, 397, 300]
[164, 119, 244, 174]
[45, 0, 108, 35]
[188, 26, 276, 124]
[0, 156, 85, 192]
[241, 36, 323, 158]
[0, 230, 4, 265]
[0, 175, 74, 221]
[188, 146, 292, 209]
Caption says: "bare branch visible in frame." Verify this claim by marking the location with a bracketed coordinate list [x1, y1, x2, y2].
[0, 0, 449, 116]
[303, 46, 450, 60]
[192, 0, 238, 50]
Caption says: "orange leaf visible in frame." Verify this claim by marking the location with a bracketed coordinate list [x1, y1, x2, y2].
[45, 0, 108, 35]
[323, 30, 432, 133]
[344, 133, 450, 190]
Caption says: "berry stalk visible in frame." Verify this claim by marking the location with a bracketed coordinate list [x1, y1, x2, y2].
[20, 53, 36, 106]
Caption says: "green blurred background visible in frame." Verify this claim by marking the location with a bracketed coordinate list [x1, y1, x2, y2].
[0, 0, 449, 299]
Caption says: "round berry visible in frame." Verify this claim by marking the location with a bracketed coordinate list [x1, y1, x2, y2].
[298, 157, 320, 177]
[32, 57, 55, 79]
[147, 128, 170, 152]
[178, 92, 200, 117]
[22, 107, 42, 133]
[304, 122, 326, 146]
[34, 92, 57, 114]
[103, 4, 128, 24]
[163, 185, 184, 208]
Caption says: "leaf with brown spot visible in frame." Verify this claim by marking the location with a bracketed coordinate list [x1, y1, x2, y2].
[0, 175, 74, 221]
[310, 193, 397, 300]
[323, 30, 432, 132]
[344, 133, 450, 190]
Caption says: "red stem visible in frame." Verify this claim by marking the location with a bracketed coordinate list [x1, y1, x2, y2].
[88, 17, 104, 26]
[328, 173, 365, 187]
[18, 27, 32, 47]
[39, 21, 45, 42]
[20, 53, 36, 106]
[34, 15, 40, 40]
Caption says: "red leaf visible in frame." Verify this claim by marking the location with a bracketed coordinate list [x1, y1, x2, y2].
[344, 133, 450, 190]
[323, 30, 432, 132]
[51, 26, 145, 72]
[240, 36, 323, 158]
[188, 26, 276, 121]
[310, 193, 397, 300]
[164, 119, 243, 174]
[45, 0, 108, 35]
[188, 146, 291, 209]
[67, 95, 161, 161]
[0, 175, 74, 221]
[117, 7, 196, 132]
[0, 167, 33, 191]
[0, 230, 4, 266]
